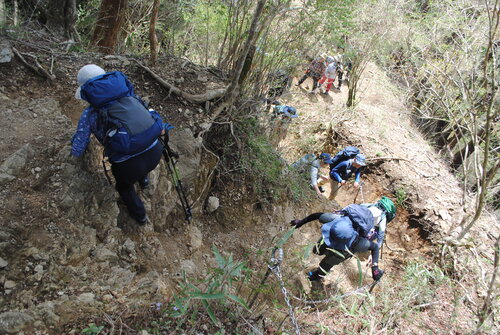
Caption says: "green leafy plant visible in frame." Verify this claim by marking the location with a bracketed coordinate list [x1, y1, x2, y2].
[81, 323, 104, 335]
[169, 245, 249, 326]
[394, 187, 408, 208]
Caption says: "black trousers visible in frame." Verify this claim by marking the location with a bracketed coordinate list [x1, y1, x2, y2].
[297, 71, 321, 91]
[314, 237, 372, 275]
[111, 141, 163, 220]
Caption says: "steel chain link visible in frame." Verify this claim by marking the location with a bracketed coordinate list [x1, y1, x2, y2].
[267, 246, 379, 333]
[269, 259, 301, 335]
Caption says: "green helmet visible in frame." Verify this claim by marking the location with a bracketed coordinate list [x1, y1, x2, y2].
[377, 197, 396, 223]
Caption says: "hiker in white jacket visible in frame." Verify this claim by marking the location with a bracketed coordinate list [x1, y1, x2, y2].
[316, 56, 338, 94]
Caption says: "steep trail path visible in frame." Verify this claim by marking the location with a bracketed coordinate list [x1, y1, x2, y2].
[279, 62, 466, 239]
[272, 62, 471, 292]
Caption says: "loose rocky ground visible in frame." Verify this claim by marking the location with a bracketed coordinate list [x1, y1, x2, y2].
[0, 32, 497, 335]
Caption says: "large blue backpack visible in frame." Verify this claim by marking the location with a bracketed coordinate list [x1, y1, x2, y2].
[81, 72, 163, 158]
[329, 146, 360, 167]
[338, 204, 374, 238]
[96, 96, 162, 156]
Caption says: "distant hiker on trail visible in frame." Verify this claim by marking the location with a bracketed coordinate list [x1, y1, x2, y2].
[290, 204, 384, 282]
[335, 54, 344, 90]
[71, 64, 173, 225]
[296, 54, 327, 93]
[316, 56, 338, 95]
[291, 153, 335, 197]
[328, 146, 366, 199]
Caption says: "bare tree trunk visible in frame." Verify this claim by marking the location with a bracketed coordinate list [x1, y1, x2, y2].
[92, 0, 128, 54]
[149, 0, 160, 65]
[225, 0, 267, 103]
[63, 0, 80, 41]
[473, 234, 500, 334]
[13, 0, 18, 26]
[0, 0, 5, 26]
[457, 0, 500, 240]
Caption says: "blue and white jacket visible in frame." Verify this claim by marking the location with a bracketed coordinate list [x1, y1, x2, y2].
[329, 159, 362, 183]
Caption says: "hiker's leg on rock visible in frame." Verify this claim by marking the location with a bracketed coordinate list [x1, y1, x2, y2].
[313, 238, 327, 255]
[328, 179, 339, 200]
[312, 249, 350, 279]
[111, 142, 163, 222]
[297, 71, 309, 86]
[312, 76, 320, 91]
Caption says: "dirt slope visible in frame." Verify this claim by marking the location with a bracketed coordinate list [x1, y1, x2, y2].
[270, 62, 498, 333]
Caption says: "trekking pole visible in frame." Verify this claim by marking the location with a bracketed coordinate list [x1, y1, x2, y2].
[353, 181, 365, 203]
[159, 134, 192, 224]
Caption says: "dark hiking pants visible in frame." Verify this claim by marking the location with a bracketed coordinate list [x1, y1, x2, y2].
[111, 141, 163, 221]
[337, 70, 343, 88]
[315, 237, 372, 275]
[298, 71, 321, 91]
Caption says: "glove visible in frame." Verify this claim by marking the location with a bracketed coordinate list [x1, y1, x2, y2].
[372, 266, 384, 281]
[290, 219, 304, 229]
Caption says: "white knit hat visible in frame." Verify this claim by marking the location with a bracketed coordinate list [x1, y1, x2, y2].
[75, 64, 105, 99]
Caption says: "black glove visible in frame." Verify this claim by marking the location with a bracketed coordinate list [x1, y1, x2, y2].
[290, 219, 304, 229]
[372, 266, 384, 281]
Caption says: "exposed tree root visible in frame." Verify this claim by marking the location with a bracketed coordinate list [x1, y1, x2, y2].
[134, 60, 228, 104]
[12, 47, 55, 81]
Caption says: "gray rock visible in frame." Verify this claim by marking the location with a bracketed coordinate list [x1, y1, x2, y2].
[0, 144, 33, 181]
[120, 239, 137, 261]
[0, 257, 7, 268]
[94, 247, 118, 262]
[181, 260, 197, 275]
[197, 74, 208, 82]
[0, 311, 34, 334]
[0, 42, 13, 63]
[206, 196, 219, 213]
[77, 292, 95, 304]
[107, 266, 135, 288]
[35, 301, 60, 326]
[0, 171, 14, 184]
[4, 280, 15, 289]
[188, 225, 203, 250]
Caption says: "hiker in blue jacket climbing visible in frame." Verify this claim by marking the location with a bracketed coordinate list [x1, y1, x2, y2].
[290, 205, 384, 282]
[329, 153, 366, 199]
[71, 64, 173, 225]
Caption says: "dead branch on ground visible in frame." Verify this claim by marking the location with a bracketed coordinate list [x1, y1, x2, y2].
[134, 60, 228, 104]
[367, 157, 411, 162]
[12, 47, 56, 81]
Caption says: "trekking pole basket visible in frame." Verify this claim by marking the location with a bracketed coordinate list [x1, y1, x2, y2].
[159, 135, 192, 224]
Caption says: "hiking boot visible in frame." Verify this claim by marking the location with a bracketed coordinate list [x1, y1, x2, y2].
[139, 176, 150, 189]
[135, 215, 149, 225]
[307, 271, 322, 281]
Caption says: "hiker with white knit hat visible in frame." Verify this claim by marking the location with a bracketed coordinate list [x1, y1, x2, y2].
[71, 64, 173, 225]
